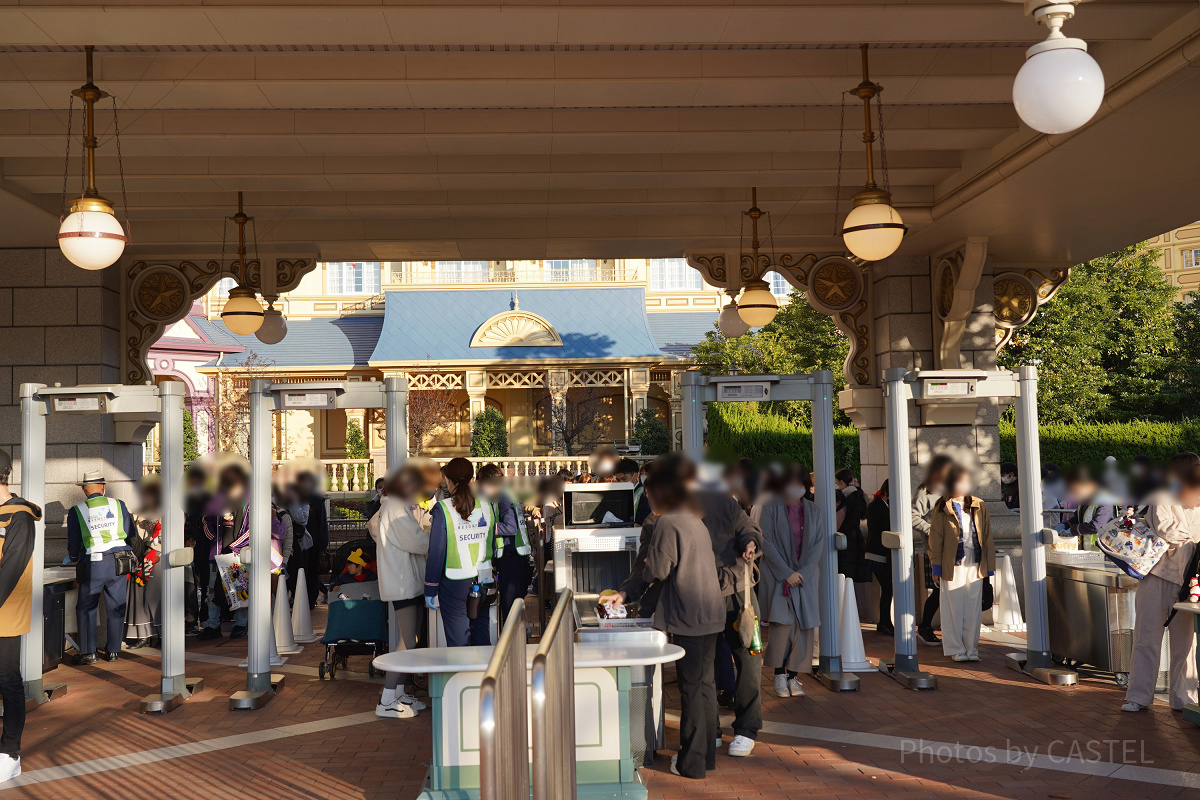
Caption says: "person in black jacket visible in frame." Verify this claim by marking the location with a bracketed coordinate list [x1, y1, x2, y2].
[298, 471, 329, 608]
[999, 462, 1020, 510]
[865, 480, 893, 635]
[0, 451, 39, 783]
[835, 468, 869, 583]
[184, 466, 210, 637]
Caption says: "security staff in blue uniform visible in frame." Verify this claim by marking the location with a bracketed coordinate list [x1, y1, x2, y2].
[424, 458, 496, 647]
[476, 464, 531, 626]
[67, 470, 134, 665]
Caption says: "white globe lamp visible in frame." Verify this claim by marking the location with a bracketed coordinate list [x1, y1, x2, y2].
[841, 187, 905, 262]
[737, 279, 779, 327]
[221, 285, 264, 336]
[256, 304, 287, 344]
[718, 301, 751, 338]
[57, 196, 126, 271]
[1012, 2, 1104, 135]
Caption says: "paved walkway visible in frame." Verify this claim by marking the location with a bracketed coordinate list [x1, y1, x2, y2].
[3, 611, 1197, 800]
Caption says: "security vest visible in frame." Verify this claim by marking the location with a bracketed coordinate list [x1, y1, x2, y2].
[632, 482, 644, 511]
[494, 489, 532, 558]
[73, 495, 127, 554]
[441, 498, 496, 581]
[1080, 492, 1120, 525]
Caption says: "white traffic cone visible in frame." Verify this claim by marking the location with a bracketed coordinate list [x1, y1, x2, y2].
[275, 578, 304, 655]
[839, 574, 876, 672]
[268, 615, 287, 666]
[291, 567, 321, 644]
[988, 553, 1026, 632]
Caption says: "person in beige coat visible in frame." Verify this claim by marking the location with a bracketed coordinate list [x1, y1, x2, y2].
[369, 465, 431, 719]
[928, 465, 994, 662]
[1122, 455, 1200, 712]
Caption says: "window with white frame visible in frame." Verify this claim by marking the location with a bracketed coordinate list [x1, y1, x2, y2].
[648, 258, 703, 291]
[435, 261, 490, 283]
[325, 262, 382, 295]
[214, 277, 236, 297]
[767, 271, 792, 297]
[544, 259, 597, 282]
[1183, 249, 1200, 270]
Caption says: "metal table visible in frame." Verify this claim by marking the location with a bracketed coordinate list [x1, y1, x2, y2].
[1171, 602, 1200, 727]
[1046, 561, 1139, 684]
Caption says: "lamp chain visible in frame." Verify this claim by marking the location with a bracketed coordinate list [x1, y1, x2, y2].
[832, 90, 847, 237]
[111, 96, 131, 243]
[220, 213, 229, 280]
[59, 96, 74, 219]
[876, 90, 890, 193]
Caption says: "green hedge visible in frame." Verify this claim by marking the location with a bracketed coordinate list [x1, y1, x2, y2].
[706, 402, 861, 470]
[1000, 419, 1200, 469]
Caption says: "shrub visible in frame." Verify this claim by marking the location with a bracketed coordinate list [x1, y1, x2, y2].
[182, 408, 201, 462]
[999, 419, 1200, 471]
[631, 408, 671, 455]
[706, 402, 860, 470]
[471, 407, 509, 457]
[345, 419, 369, 459]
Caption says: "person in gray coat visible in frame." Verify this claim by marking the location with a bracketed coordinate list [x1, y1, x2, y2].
[758, 464, 824, 699]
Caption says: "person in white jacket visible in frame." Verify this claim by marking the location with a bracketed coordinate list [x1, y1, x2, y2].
[369, 465, 431, 719]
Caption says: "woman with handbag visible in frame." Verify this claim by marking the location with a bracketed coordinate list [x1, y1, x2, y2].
[758, 464, 825, 699]
[928, 465, 994, 662]
[642, 470, 725, 780]
[370, 465, 431, 718]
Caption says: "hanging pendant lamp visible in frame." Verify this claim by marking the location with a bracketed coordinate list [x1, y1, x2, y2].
[220, 192, 265, 336]
[736, 188, 779, 328]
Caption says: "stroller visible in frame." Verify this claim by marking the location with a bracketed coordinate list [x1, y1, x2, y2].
[319, 538, 389, 680]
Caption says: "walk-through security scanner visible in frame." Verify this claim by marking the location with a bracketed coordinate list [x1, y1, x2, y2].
[681, 370, 858, 692]
[234, 377, 408, 710]
[19, 381, 202, 713]
[880, 366, 1076, 689]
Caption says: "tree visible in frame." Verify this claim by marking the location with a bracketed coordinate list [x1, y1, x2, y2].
[345, 419, 369, 459]
[213, 352, 275, 456]
[630, 408, 671, 455]
[999, 243, 1178, 423]
[691, 290, 852, 426]
[407, 390, 458, 455]
[470, 406, 509, 457]
[182, 408, 201, 462]
[538, 388, 614, 455]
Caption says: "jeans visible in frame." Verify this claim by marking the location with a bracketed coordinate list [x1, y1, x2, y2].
[438, 578, 491, 647]
[206, 568, 247, 629]
[0, 636, 24, 758]
[716, 593, 762, 740]
[673, 632, 718, 779]
[76, 550, 128, 655]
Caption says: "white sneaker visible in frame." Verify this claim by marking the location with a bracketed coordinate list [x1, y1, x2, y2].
[965, 654, 980, 662]
[727, 734, 755, 757]
[714, 736, 723, 749]
[398, 692, 427, 712]
[670, 754, 681, 776]
[1121, 701, 1147, 712]
[375, 700, 417, 719]
[787, 677, 805, 697]
[951, 654, 970, 662]
[0, 754, 20, 784]
[773, 673, 791, 698]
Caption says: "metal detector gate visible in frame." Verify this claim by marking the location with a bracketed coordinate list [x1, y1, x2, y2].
[880, 367, 1076, 689]
[232, 377, 408, 710]
[681, 370, 858, 692]
[20, 381, 202, 712]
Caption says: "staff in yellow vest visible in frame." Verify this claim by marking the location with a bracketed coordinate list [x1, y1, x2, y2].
[0, 451, 41, 784]
[423, 458, 497, 647]
[476, 464, 531, 626]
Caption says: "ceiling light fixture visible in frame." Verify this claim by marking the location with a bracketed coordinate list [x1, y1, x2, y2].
[57, 46, 129, 271]
[718, 294, 751, 339]
[256, 296, 288, 344]
[737, 188, 780, 328]
[1011, 1, 1104, 135]
[220, 192, 265, 336]
[839, 44, 905, 263]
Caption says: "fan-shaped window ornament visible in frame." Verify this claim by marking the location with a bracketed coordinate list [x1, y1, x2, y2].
[470, 310, 563, 348]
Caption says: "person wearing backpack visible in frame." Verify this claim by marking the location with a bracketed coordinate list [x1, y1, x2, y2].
[1122, 455, 1200, 713]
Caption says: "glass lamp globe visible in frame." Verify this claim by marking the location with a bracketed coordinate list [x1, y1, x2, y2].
[57, 197, 126, 270]
[1013, 39, 1104, 135]
[255, 306, 287, 344]
[737, 280, 779, 327]
[841, 190, 905, 262]
[221, 286, 264, 335]
[718, 301, 751, 338]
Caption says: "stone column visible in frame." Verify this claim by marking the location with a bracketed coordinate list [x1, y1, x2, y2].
[628, 367, 650, 434]
[0, 248, 137, 560]
[546, 368, 569, 456]
[669, 371, 683, 451]
[465, 369, 488, 449]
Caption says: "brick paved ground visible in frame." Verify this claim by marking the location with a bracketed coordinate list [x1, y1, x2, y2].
[3, 610, 1197, 800]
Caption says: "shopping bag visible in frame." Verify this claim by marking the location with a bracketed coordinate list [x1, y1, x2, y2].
[734, 561, 763, 654]
[1097, 517, 1169, 580]
[215, 552, 250, 610]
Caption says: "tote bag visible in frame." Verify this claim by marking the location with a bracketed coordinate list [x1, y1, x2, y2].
[1097, 518, 1169, 580]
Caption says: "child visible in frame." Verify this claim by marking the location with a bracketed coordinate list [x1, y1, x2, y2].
[333, 548, 377, 587]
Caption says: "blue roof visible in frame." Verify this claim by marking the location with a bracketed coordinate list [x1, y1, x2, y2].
[195, 315, 384, 368]
[646, 311, 717, 358]
[370, 287, 665, 363]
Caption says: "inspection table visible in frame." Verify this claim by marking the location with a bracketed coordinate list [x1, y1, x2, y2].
[375, 638, 683, 800]
[1172, 602, 1200, 727]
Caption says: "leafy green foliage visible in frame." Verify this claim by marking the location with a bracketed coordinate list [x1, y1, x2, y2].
[630, 408, 671, 455]
[182, 408, 201, 462]
[998, 244, 1178, 422]
[706, 402, 861, 469]
[691, 290, 852, 427]
[345, 420, 369, 459]
[999, 419, 1200, 472]
[470, 406, 509, 457]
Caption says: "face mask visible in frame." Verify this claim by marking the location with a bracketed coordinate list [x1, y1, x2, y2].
[1001, 476, 1015, 485]
[839, 485, 854, 497]
[785, 485, 806, 501]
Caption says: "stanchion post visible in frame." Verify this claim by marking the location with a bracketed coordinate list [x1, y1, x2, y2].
[384, 376, 408, 474]
[811, 370, 858, 691]
[18, 384, 49, 704]
[680, 372, 705, 457]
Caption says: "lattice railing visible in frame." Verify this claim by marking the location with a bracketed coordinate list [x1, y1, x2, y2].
[407, 372, 464, 390]
[569, 369, 624, 387]
[488, 371, 546, 389]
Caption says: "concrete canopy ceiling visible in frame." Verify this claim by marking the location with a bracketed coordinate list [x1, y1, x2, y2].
[1, 1, 1199, 267]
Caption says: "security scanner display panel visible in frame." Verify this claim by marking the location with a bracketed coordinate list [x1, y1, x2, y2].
[554, 483, 641, 617]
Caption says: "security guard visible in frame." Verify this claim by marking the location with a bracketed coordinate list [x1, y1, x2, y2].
[476, 464, 531, 626]
[424, 458, 496, 647]
[67, 469, 134, 665]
